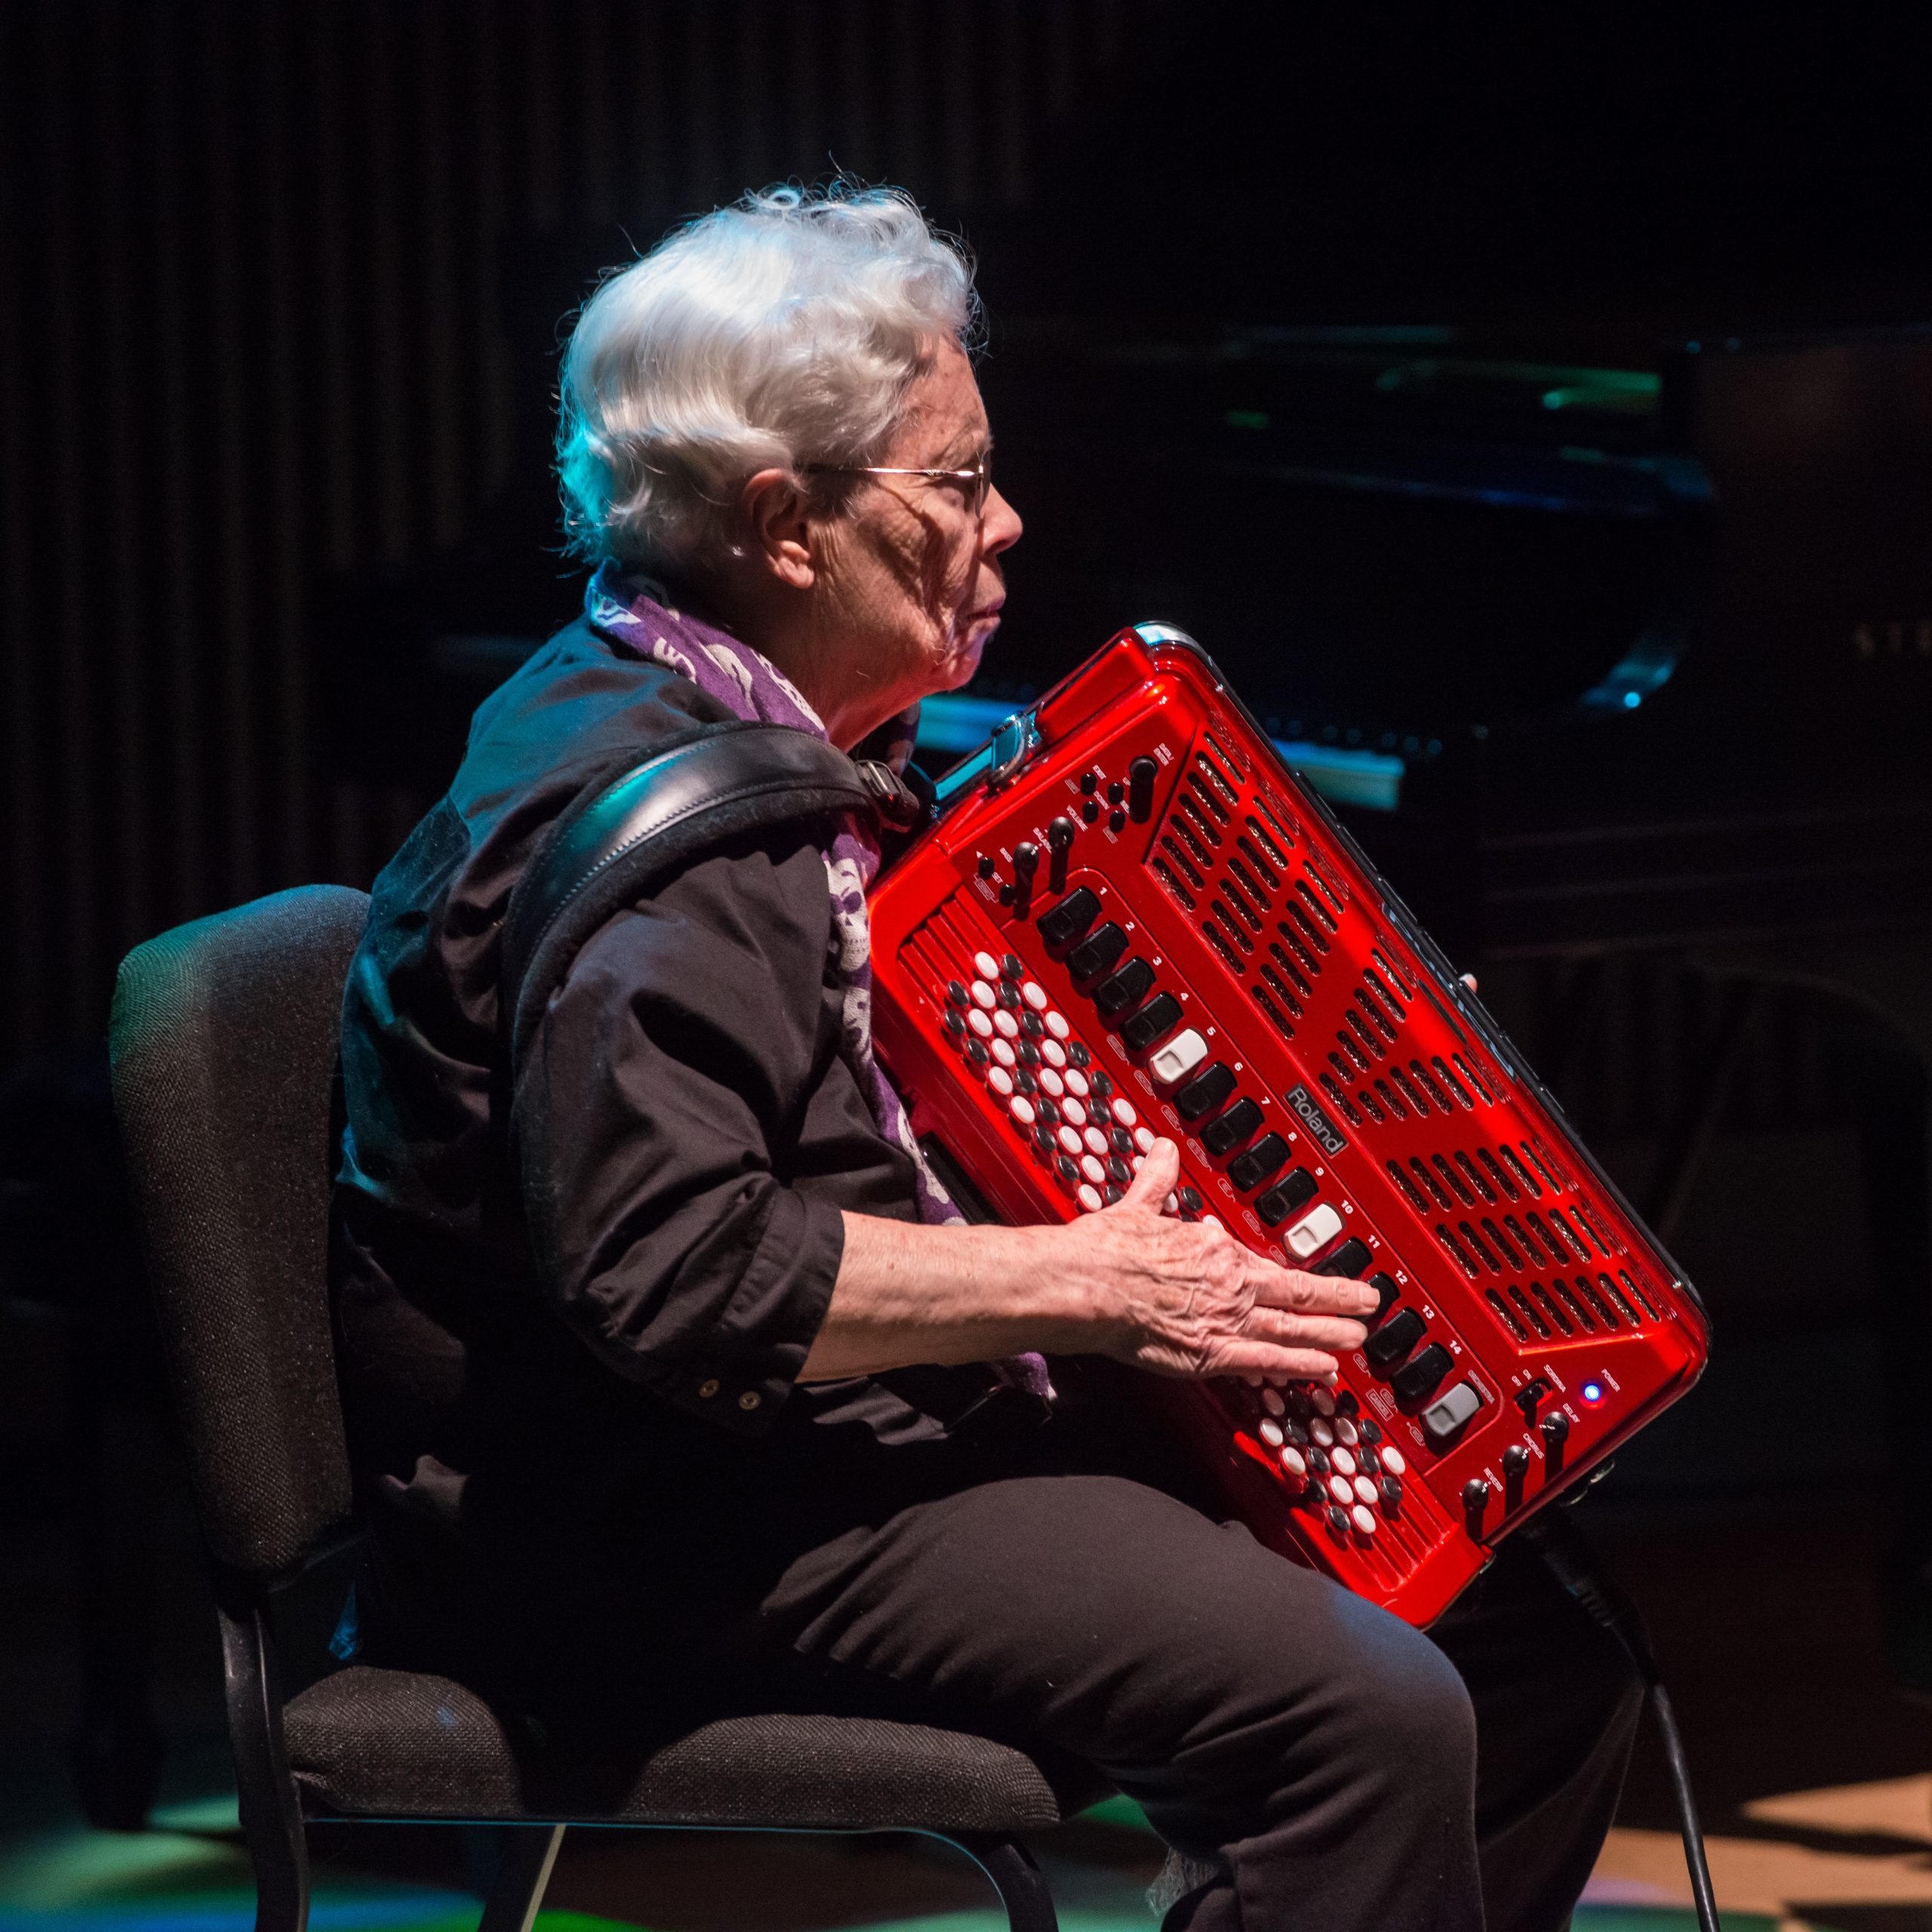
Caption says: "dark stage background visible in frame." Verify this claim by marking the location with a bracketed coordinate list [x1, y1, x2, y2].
[8, 4, 1932, 1906]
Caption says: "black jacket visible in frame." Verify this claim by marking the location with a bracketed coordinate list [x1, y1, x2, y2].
[331, 616, 993, 1669]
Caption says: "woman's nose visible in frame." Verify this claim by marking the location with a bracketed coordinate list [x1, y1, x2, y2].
[982, 484, 1022, 554]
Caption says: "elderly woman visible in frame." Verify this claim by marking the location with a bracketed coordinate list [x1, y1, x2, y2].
[332, 187, 1639, 1932]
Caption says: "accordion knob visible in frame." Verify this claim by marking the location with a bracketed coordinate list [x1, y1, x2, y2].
[1047, 815, 1076, 893]
[1013, 841, 1039, 912]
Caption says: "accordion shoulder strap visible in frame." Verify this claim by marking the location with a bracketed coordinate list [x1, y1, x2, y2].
[501, 721, 905, 1066]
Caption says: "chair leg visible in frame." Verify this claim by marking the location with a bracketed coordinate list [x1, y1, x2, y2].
[952, 1832, 1059, 1932]
[214, 1592, 310, 1932]
[478, 1825, 565, 1932]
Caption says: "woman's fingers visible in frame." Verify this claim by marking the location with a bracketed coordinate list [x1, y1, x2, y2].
[1115, 1135, 1180, 1210]
[1247, 1258, 1381, 1318]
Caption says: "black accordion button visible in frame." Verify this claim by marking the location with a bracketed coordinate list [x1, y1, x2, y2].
[1177, 1063, 1237, 1122]
[1391, 1343, 1454, 1406]
[1312, 1238, 1374, 1279]
[1200, 1097, 1261, 1158]
[1120, 993, 1183, 1052]
[1227, 1134, 1290, 1192]
[1256, 1168, 1318, 1226]
[1364, 1308, 1425, 1372]
[1067, 922, 1128, 980]
[1038, 886, 1101, 946]
[1094, 957, 1154, 1017]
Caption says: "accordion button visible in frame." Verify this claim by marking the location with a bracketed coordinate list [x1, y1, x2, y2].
[1134, 1128, 1156, 1155]
[1279, 1445, 1308, 1485]
[993, 1009, 1019, 1038]
[1038, 885, 1102, 948]
[1060, 1098, 1086, 1126]
[944, 1009, 965, 1038]
[1022, 980, 1048, 1011]
[1380, 1475, 1403, 1509]
[1020, 1011, 1044, 1039]
[1107, 1157, 1132, 1185]
[974, 950, 1001, 980]
[1039, 1069, 1065, 1097]
[988, 1068, 1014, 1097]
[1105, 1185, 1124, 1205]
[1177, 1186, 1204, 1216]
[1081, 1155, 1106, 1185]
[1334, 1417, 1360, 1447]
[1109, 1097, 1137, 1128]
[1260, 1418, 1284, 1448]
[1327, 1475, 1353, 1506]
[1125, 998, 1186, 1057]
[1008, 1096, 1035, 1125]
[1065, 1068, 1091, 1097]
[1078, 1184, 1105, 1214]
[1353, 1476, 1378, 1506]
[1284, 1202, 1345, 1259]
[1358, 1417, 1383, 1444]
[1310, 1384, 1337, 1417]
[1310, 1418, 1335, 1447]
[1326, 1506, 1349, 1537]
[1109, 1127, 1134, 1155]
[1381, 1446, 1407, 1477]
[1331, 1446, 1357, 1477]
[1083, 1127, 1109, 1156]
[1069, 1041, 1091, 1067]
[1260, 1386, 1285, 1417]
[1040, 1044, 1067, 1073]
[1147, 1026, 1210, 1083]
[968, 1010, 993, 1041]
[991, 1040, 1016, 1069]
[947, 980, 968, 1008]
[971, 980, 997, 1008]
[1228, 1133, 1291, 1192]
[1001, 953, 1025, 980]
[1045, 1011, 1071, 1041]
[1351, 1504, 1377, 1537]
[1057, 1126, 1082, 1157]
[1357, 1445, 1379, 1475]
[1090, 1070, 1114, 1099]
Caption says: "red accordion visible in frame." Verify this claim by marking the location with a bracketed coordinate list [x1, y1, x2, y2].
[868, 626, 1709, 1626]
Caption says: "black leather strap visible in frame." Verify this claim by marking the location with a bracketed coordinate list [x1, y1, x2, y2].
[502, 721, 885, 1066]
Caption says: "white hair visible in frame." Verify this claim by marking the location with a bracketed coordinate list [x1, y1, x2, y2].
[556, 183, 980, 574]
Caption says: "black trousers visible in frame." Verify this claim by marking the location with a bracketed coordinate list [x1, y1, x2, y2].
[373, 1393, 1641, 1932]
[742, 1468, 1642, 1932]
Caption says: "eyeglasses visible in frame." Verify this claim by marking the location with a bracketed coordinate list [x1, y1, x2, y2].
[803, 452, 993, 518]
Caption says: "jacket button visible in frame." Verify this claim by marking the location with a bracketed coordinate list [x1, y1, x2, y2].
[738, 1390, 762, 1411]
[698, 1379, 720, 1399]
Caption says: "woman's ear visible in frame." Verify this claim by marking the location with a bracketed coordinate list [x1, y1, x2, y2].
[741, 468, 816, 590]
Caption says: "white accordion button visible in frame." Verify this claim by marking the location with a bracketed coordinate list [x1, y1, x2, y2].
[1083, 1127, 1109, 1156]
[1350, 1503, 1377, 1536]
[1110, 1097, 1137, 1128]
[1147, 1027, 1209, 1085]
[1353, 1475, 1379, 1506]
[987, 1067, 1014, 1097]
[974, 951, 1001, 980]
[1310, 1385, 1337, 1417]
[1261, 1386, 1285, 1417]
[1041, 1039, 1068, 1069]
[968, 1008, 994, 1039]
[1022, 980, 1048, 1011]
[990, 1038, 1016, 1068]
[1077, 1183, 1104, 1213]
[1334, 1417, 1360, 1447]
[1279, 1444, 1308, 1481]
[1009, 1096, 1036, 1125]
[1331, 1446, 1357, 1478]
[1080, 1154, 1106, 1185]
[1133, 1127, 1156, 1154]
[1057, 1125, 1082, 1157]
[1060, 1097, 1086, 1126]
[1065, 1069, 1090, 1097]
[1310, 1417, 1334, 1447]
[971, 980, 997, 1009]
[1045, 1010, 1070, 1040]
[992, 1009, 1019, 1038]
[1327, 1475, 1353, 1506]
[1284, 1203, 1344, 1260]
[1380, 1446, 1407, 1477]
[1038, 1068, 1065, 1097]
[1259, 1417, 1284, 1447]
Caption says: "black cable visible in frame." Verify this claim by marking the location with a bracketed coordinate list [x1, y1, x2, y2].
[1524, 1513, 1723, 1932]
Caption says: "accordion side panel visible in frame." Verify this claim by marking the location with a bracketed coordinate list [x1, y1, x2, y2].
[868, 632, 1709, 1627]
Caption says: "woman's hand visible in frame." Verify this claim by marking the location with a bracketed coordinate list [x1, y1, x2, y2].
[1063, 1139, 1375, 1384]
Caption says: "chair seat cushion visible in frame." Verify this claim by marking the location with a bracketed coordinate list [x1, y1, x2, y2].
[285, 1666, 1088, 1832]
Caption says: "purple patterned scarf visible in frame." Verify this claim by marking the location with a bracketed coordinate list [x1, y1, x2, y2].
[586, 565, 1051, 1398]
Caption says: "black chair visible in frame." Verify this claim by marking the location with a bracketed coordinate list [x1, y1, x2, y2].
[109, 885, 1081, 1932]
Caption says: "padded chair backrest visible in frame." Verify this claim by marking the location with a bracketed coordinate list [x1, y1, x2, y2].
[109, 885, 370, 1579]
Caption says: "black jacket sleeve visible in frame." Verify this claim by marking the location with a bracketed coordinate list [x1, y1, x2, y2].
[511, 833, 859, 1437]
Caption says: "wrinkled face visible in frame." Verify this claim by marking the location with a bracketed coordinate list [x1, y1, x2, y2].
[812, 340, 1022, 718]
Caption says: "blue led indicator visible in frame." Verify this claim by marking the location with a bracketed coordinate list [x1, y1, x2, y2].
[1580, 1380, 1604, 1404]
